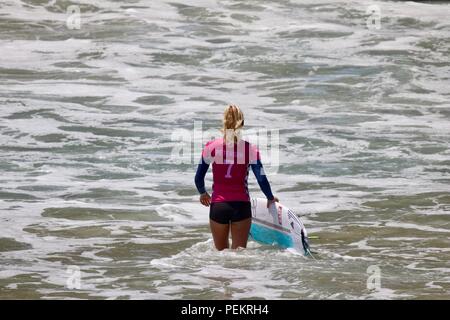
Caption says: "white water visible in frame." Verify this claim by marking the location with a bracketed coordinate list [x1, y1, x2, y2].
[0, 0, 449, 299]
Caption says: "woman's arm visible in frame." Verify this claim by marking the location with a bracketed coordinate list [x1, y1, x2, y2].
[250, 159, 274, 200]
[195, 157, 211, 206]
[194, 157, 209, 194]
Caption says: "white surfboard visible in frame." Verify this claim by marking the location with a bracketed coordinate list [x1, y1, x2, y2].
[250, 198, 311, 256]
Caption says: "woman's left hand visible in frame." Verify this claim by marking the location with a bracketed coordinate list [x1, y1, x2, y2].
[200, 192, 211, 207]
[267, 196, 279, 208]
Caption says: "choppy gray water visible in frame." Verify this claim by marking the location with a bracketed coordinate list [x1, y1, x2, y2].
[1, 0, 449, 299]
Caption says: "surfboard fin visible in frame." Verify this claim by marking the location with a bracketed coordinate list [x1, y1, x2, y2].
[301, 229, 312, 257]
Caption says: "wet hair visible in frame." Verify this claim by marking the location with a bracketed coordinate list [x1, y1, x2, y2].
[222, 104, 244, 143]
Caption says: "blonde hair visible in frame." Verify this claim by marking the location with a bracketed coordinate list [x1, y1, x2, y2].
[222, 104, 244, 143]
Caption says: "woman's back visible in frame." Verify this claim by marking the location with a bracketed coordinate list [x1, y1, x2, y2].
[202, 138, 259, 202]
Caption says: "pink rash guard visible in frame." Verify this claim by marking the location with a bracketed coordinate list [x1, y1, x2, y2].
[195, 138, 274, 203]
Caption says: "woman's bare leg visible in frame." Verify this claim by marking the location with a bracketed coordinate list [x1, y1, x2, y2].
[210, 219, 230, 251]
[230, 218, 252, 249]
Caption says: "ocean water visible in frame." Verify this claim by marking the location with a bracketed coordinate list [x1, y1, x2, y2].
[0, 0, 449, 299]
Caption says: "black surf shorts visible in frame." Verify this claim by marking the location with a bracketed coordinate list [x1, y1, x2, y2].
[209, 201, 252, 224]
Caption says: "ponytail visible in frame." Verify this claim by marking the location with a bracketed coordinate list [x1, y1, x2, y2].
[222, 104, 244, 143]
